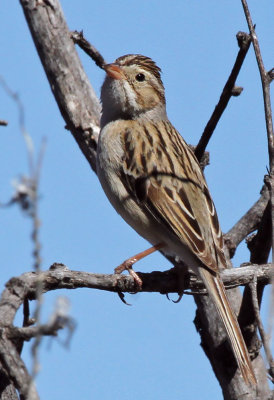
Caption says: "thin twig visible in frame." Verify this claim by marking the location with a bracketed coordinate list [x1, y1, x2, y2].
[249, 276, 274, 381]
[8, 323, 63, 341]
[0, 74, 47, 397]
[0, 76, 34, 175]
[30, 149, 46, 385]
[71, 30, 106, 69]
[195, 31, 251, 161]
[241, 0, 274, 173]
[31, 138, 46, 271]
[29, 142, 44, 380]
[7, 313, 74, 343]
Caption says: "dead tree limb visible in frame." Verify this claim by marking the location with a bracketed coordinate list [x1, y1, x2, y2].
[241, 0, 274, 383]
[224, 185, 270, 258]
[0, 262, 272, 399]
[19, 0, 101, 173]
[194, 31, 251, 162]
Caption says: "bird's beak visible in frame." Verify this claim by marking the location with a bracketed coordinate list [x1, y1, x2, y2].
[103, 63, 125, 80]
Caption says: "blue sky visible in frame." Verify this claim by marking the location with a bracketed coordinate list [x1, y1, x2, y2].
[1, 1, 273, 399]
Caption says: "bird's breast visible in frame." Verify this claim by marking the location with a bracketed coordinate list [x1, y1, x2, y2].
[97, 122, 161, 244]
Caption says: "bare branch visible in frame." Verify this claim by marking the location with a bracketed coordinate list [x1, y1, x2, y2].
[195, 31, 251, 161]
[224, 185, 269, 257]
[0, 75, 34, 175]
[249, 276, 274, 381]
[71, 30, 106, 69]
[0, 263, 272, 310]
[247, 200, 272, 264]
[8, 324, 61, 341]
[0, 71, 48, 395]
[0, 335, 39, 400]
[7, 314, 74, 343]
[241, 1, 274, 173]
[0, 262, 270, 397]
[19, 0, 101, 173]
[241, 6, 274, 373]
[237, 197, 272, 363]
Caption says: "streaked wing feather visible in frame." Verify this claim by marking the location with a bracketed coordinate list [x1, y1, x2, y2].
[146, 178, 219, 272]
[121, 120, 225, 272]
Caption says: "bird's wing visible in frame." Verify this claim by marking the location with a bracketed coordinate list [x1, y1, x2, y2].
[121, 120, 226, 273]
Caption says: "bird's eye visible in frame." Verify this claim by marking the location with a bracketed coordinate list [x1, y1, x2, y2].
[135, 73, 145, 82]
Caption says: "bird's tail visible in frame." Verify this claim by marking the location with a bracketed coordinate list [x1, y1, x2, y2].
[198, 267, 256, 385]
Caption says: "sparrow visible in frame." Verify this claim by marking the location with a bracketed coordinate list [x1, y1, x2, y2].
[96, 54, 256, 385]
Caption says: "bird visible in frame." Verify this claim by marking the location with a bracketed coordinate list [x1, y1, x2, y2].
[96, 54, 256, 385]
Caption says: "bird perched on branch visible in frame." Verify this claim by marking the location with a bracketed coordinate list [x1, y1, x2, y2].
[96, 54, 256, 385]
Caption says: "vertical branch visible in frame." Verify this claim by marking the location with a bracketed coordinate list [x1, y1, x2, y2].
[0, 70, 46, 398]
[241, 0, 274, 258]
[29, 140, 46, 388]
[241, 0, 274, 383]
[0, 76, 34, 175]
[240, 0, 274, 172]
[249, 276, 274, 379]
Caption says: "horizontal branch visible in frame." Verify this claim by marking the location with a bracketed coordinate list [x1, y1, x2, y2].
[0, 262, 271, 349]
[1, 262, 270, 397]
[2, 263, 272, 308]
[7, 320, 65, 341]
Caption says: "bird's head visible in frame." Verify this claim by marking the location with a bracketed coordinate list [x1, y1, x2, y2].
[101, 54, 167, 127]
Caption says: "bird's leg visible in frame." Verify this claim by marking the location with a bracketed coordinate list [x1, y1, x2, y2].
[115, 242, 165, 288]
